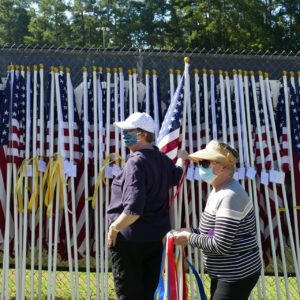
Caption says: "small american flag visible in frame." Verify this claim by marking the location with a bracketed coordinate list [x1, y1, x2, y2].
[156, 75, 184, 162]
[275, 81, 289, 172]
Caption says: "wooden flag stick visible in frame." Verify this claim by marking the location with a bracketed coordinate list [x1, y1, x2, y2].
[20, 67, 31, 300]
[97, 67, 105, 300]
[219, 70, 227, 143]
[119, 68, 126, 161]
[128, 70, 133, 115]
[194, 68, 204, 279]
[145, 69, 150, 115]
[37, 64, 45, 300]
[132, 68, 138, 112]
[66, 67, 80, 300]
[104, 68, 112, 300]
[93, 66, 100, 300]
[82, 67, 91, 299]
[169, 68, 175, 99]
[153, 70, 160, 137]
[224, 71, 234, 145]
[30, 65, 38, 299]
[47, 67, 55, 300]
[251, 72, 281, 299]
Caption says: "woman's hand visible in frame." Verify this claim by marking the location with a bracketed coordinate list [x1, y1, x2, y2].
[173, 230, 191, 247]
[108, 225, 119, 248]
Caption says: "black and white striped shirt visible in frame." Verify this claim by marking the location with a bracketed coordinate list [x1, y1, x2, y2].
[189, 179, 261, 282]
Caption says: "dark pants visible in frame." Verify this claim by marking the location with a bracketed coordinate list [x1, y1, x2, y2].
[110, 240, 163, 300]
[210, 273, 260, 300]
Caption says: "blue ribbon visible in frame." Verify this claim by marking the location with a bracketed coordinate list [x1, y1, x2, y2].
[186, 259, 207, 300]
[154, 238, 167, 300]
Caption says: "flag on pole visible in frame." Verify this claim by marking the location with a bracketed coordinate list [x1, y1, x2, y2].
[156, 75, 184, 162]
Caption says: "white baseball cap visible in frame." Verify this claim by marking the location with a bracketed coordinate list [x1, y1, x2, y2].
[113, 112, 155, 133]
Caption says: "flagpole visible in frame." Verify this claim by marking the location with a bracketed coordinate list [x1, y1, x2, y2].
[133, 68, 138, 112]
[82, 67, 91, 299]
[169, 67, 178, 229]
[224, 71, 234, 145]
[186, 65, 200, 299]
[287, 72, 300, 267]
[12, 66, 20, 299]
[233, 70, 245, 186]
[194, 68, 204, 279]
[169, 68, 175, 99]
[128, 70, 133, 115]
[20, 66, 31, 300]
[104, 67, 111, 300]
[145, 69, 150, 115]
[30, 64, 39, 300]
[119, 67, 126, 160]
[93, 66, 100, 300]
[66, 67, 79, 300]
[97, 67, 105, 300]
[244, 71, 266, 300]
[181, 57, 195, 300]
[218, 70, 227, 143]
[47, 67, 55, 300]
[203, 69, 211, 195]
[251, 71, 281, 299]
[1, 67, 12, 300]
[153, 70, 160, 138]
[37, 64, 45, 300]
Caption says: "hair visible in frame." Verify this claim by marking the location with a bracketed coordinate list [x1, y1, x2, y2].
[137, 128, 155, 143]
[219, 142, 239, 159]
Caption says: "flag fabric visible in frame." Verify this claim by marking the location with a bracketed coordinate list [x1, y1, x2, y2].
[289, 83, 300, 245]
[156, 75, 184, 162]
[0, 75, 8, 248]
[275, 81, 289, 172]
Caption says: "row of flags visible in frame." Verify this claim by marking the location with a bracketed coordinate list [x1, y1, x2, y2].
[0, 63, 300, 298]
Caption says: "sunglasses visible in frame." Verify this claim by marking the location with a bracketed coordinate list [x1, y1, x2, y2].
[198, 160, 217, 169]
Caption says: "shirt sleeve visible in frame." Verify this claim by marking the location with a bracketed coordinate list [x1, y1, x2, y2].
[188, 194, 246, 255]
[121, 157, 146, 216]
[164, 154, 183, 186]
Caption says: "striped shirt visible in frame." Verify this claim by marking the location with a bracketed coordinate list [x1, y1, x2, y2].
[189, 179, 261, 282]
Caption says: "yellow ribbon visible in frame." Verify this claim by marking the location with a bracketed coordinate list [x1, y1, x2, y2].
[28, 157, 39, 212]
[43, 154, 67, 217]
[14, 158, 31, 212]
[91, 153, 124, 209]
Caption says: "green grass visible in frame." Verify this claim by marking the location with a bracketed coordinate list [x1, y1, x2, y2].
[1, 269, 299, 299]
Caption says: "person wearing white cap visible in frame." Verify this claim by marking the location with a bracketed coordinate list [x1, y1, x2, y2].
[107, 112, 187, 300]
[173, 140, 261, 300]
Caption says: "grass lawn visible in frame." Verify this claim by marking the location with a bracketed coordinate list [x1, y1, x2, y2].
[1, 269, 299, 299]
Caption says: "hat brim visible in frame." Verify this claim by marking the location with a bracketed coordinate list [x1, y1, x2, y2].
[113, 121, 136, 130]
[188, 149, 228, 164]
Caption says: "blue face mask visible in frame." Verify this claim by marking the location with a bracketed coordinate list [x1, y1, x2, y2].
[198, 165, 217, 184]
[122, 130, 138, 147]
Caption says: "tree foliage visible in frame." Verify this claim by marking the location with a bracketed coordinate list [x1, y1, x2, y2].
[0, 0, 299, 50]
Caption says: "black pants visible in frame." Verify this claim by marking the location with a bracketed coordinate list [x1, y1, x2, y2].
[110, 240, 163, 300]
[210, 273, 260, 300]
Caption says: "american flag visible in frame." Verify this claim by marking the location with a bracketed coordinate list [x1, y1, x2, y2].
[17, 70, 26, 162]
[289, 83, 300, 246]
[7, 69, 21, 164]
[156, 75, 184, 162]
[75, 75, 94, 257]
[275, 81, 289, 172]
[0, 74, 8, 248]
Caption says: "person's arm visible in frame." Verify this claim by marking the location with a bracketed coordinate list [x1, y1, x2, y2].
[174, 195, 247, 255]
[108, 212, 140, 247]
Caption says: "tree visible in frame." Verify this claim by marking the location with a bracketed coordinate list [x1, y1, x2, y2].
[24, 0, 70, 46]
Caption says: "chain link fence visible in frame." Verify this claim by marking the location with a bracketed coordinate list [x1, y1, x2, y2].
[0, 45, 299, 299]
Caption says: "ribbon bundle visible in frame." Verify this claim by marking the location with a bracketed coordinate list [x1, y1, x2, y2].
[155, 232, 207, 300]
